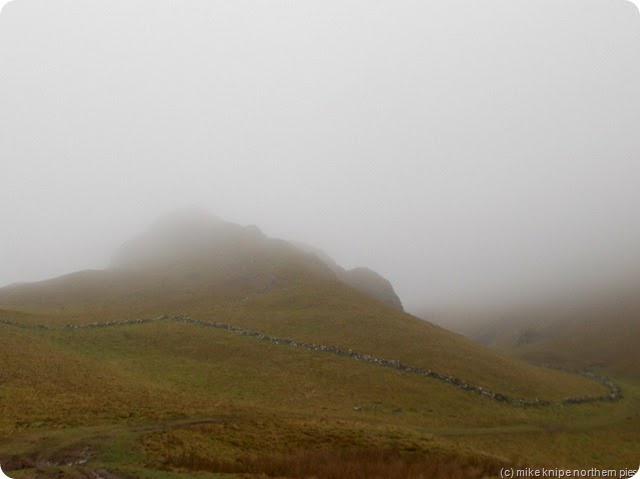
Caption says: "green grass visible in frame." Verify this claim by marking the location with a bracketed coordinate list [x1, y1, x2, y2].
[1, 317, 638, 477]
[1, 250, 638, 477]
[0, 268, 609, 400]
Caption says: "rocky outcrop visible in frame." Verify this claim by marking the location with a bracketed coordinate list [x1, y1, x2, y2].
[292, 242, 404, 311]
[340, 267, 403, 311]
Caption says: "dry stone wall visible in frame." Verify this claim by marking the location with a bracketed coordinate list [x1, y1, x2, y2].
[1, 315, 620, 406]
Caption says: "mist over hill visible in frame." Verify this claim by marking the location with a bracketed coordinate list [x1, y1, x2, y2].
[415, 278, 640, 378]
[112, 209, 403, 310]
[426, 289, 640, 377]
[112, 209, 291, 274]
[2, 0, 640, 313]
[0, 208, 610, 400]
[2, 2, 640, 475]
[0, 212, 637, 476]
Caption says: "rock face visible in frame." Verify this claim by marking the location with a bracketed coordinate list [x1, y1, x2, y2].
[291, 242, 404, 311]
[340, 267, 404, 311]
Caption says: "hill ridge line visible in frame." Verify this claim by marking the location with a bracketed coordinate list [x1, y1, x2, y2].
[1, 315, 621, 406]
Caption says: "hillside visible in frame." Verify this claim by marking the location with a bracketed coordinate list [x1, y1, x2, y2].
[0, 211, 638, 477]
[0, 210, 606, 401]
[453, 299, 640, 378]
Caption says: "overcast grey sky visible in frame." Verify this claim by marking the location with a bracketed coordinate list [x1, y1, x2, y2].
[1, 0, 640, 312]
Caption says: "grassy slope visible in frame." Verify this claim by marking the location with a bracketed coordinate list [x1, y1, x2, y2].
[0, 266, 607, 401]
[1, 318, 639, 477]
[0, 218, 637, 476]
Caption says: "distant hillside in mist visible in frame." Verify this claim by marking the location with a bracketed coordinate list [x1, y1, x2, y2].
[418, 292, 640, 378]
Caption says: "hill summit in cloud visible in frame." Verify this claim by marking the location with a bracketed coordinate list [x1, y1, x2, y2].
[113, 209, 404, 310]
[112, 209, 269, 270]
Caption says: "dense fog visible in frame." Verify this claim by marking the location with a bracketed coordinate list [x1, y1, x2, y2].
[2, 0, 640, 313]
